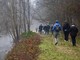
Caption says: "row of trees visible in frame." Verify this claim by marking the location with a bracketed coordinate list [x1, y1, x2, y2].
[0, 0, 80, 42]
[0, 0, 31, 42]
[32, 0, 80, 26]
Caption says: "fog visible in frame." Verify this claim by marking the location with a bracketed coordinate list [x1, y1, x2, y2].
[0, 20, 42, 60]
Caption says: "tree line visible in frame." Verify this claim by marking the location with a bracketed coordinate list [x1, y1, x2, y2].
[0, 0, 31, 42]
[0, 0, 80, 42]
[32, 0, 80, 29]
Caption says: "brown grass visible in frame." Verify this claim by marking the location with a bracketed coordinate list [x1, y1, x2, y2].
[6, 34, 41, 60]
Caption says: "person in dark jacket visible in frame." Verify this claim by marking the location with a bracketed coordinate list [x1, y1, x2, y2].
[63, 21, 70, 41]
[69, 24, 78, 46]
[43, 25, 47, 34]
[46, 25, 50, 34]
[39, 24, 43, 34]
[51, 25, 54, 34]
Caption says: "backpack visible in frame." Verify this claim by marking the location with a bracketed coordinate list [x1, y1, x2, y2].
[55, 25, 61, 32]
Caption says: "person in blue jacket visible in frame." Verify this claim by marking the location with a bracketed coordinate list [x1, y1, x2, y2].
[52, 20, 62, 45]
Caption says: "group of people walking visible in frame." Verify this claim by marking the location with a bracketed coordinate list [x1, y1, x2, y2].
[39, 24, 50, 34]
[63, 21, 78, 46]
[38, 20, 78, 46]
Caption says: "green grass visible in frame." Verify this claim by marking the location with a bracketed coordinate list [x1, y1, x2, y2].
[37, 34, 80, 60]
[21, 31, 36, 38]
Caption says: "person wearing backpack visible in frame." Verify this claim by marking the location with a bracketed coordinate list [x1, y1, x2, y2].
[69, 24, 78, 46]
[52, 20, 62, 45]
[63, 21, 70, 41]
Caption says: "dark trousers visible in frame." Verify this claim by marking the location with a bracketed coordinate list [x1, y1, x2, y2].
[39, 30, 42, 34]
[71, 36, 76, 46]
[45, 30, 49, 35]
[47, 30, 49, 34]
[64, 32, 69, 41]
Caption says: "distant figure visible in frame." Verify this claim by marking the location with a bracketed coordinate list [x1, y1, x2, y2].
[69, 24, 78, 46]
[52, 20, 62, 45]
[46, 25, 50, 34]
[43, 25, 47, 34]
[39, 24, 43, 34]
[51, 24, 54, 35]
[63, 21, 70, 41]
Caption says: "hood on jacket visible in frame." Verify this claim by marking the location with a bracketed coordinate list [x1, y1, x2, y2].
[56, 20, 59, 23]
[71, 24, 75, 27]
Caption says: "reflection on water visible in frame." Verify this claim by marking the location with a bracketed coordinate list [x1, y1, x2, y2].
[0, 34, 13, 60]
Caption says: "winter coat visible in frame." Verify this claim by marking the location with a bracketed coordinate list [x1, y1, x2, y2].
[43, 26, 47, 31]
[39, 25, 43, 31]
[46, 25, 50, 31]
[63, 22, 70, 33]
[69, 25, 78, 37]
[52, 21, 62, 32]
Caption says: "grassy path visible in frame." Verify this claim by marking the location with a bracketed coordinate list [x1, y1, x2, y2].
[37, 35, 80, 60]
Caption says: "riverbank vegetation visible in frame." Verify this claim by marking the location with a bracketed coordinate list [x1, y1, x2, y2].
[6, 32, 80, 60]
[6, 31, 41, 60]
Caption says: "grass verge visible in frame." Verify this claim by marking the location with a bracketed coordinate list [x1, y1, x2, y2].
[37, 35, 80, 60]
